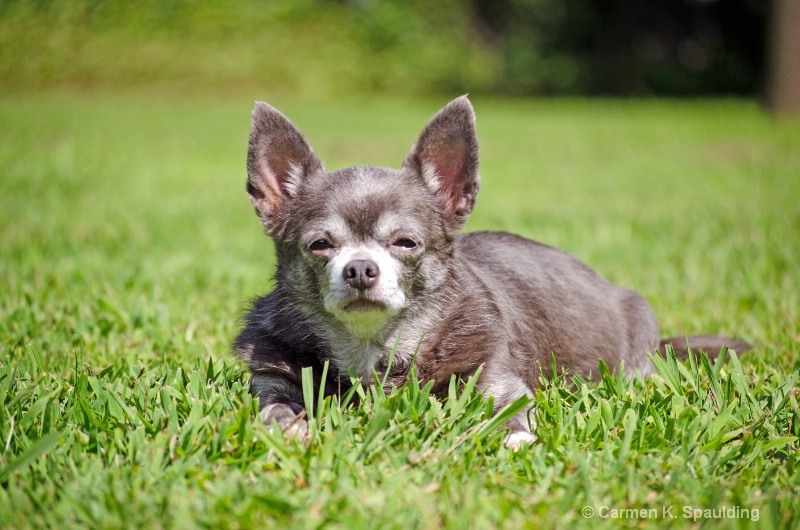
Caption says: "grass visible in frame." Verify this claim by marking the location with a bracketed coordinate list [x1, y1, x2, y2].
[1, 92, 799, 529]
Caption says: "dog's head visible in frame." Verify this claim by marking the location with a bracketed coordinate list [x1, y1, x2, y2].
[246, 97, 479, 339]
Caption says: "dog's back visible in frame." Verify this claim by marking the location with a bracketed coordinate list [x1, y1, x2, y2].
[455, 231, 659, 384]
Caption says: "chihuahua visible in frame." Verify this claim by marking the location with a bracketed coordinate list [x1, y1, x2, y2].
[234, 96, 749, 448]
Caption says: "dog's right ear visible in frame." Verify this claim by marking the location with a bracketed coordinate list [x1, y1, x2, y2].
[247, 102, 323, 231]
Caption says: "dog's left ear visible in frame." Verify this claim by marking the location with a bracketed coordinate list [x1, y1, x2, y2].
[403, 96, 480, 229]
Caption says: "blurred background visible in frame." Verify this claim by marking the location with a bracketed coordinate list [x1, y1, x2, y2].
[1, 0, 798, 357]
[0, 0, 797, 111]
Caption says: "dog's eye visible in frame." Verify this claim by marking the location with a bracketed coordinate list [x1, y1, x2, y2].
[393, 238, 417, 249]
[308, 239, 333, 251]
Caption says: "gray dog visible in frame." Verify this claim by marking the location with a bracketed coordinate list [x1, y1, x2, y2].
[234, 96, 749, 448]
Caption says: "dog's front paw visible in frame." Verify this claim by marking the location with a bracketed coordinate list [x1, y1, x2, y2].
[505, 431, 537, 451]
[282, 418, 309, 440]
[259, 403, 309, 441]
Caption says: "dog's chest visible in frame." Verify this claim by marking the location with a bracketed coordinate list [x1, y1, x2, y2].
[326, 334, 387, 381]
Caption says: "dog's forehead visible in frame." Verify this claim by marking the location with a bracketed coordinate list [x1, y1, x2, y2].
[300, 166, 430, 239]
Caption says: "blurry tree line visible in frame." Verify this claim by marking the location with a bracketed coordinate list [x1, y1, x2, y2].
[474, 0, 765, 96]
[0, 0, 771, 97]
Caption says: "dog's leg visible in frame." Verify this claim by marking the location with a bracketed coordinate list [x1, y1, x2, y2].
[259, 403, 308, 439]
[503, 405, 538, 451]
[480, 365, 538, 450]
[505, 430, 538, 451]
[251, 373, 309, 440]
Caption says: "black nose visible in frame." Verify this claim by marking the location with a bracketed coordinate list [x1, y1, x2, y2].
[343, 259, 380, 290]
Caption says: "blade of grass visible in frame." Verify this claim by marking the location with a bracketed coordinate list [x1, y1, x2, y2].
[381, 326, 402, 389]
[301, 366, 314, 424]
[476, 394, 533, 441]
[0, 431, 60, 482]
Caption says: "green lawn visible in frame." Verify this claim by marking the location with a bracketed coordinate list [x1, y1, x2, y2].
[1, 93, 798, 529]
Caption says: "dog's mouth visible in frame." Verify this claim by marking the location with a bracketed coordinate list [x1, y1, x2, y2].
[342, 299, 387, 312]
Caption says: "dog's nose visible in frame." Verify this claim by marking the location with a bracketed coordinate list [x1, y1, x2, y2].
[343, 259, 380, 290]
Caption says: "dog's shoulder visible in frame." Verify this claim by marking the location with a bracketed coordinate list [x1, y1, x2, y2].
[457, 230, 555, 254]
[455, 230, 579, 275]
[456, 230, 598, 276]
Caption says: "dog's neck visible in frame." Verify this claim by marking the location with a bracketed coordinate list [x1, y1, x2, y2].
[282, 262, 466, 383]
[319, 275, 464, 383]
[316, 313, 403, 382]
